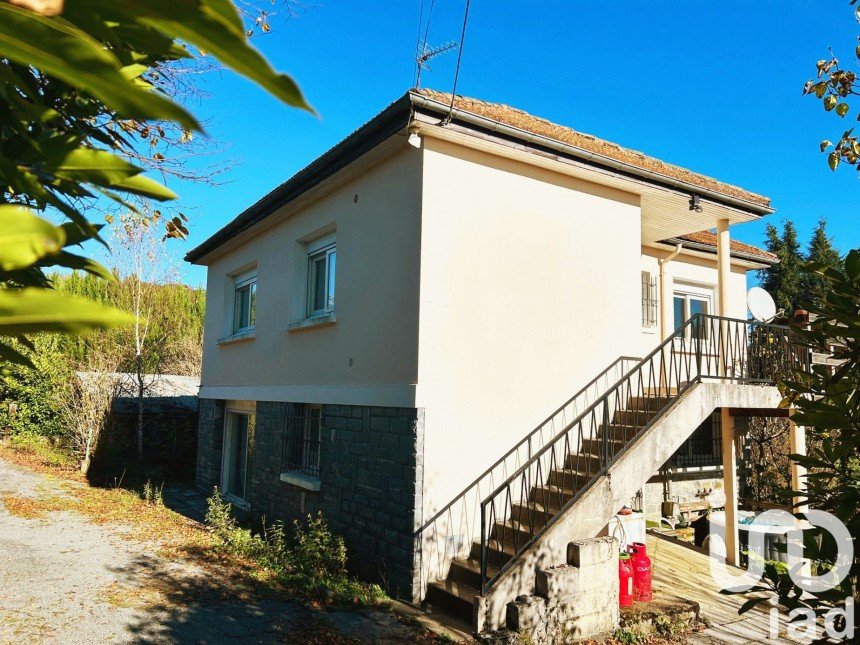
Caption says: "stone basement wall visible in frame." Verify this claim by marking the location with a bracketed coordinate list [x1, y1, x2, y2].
[196, 399, 425, 602]
[195, 398, 225, 492]
[480, 537, 620, 644]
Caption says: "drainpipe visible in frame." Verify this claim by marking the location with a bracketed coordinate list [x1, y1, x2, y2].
[658, 243, 683, 340]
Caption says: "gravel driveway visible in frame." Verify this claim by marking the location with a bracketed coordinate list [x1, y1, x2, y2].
[0, 456, 429, 644]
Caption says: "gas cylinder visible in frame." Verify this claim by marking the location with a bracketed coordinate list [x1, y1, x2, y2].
[618, 552, 634, 607]
[627, 542, 653, 602]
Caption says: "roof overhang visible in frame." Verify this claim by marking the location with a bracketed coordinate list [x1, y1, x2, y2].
[187, 90, 774, 264]
[657, 237, 776, 269]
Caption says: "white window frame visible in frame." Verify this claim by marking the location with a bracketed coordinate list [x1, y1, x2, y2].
[221, 410, 251, 504]
[306, 235, 336, 317]
[232, 270, 257, 334]
[641, 271, 658, 329]
[673, 283, 714, 340]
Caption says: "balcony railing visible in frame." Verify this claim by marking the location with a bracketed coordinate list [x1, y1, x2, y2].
[478, 314, 808, 594]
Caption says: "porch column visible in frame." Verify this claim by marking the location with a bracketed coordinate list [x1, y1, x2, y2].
[788, 415, 808, 513]
[717, 218, 731, 377]
[721, 408, 740, 566]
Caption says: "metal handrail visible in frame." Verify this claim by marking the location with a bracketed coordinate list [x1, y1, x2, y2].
[416, 356, 639, 533]
[478, 313, 808, 594]
[415, 355, 639, 596]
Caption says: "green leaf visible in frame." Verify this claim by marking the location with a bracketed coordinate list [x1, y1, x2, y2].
[0, 3, 200, 130]
[38, 251, 115, 282]
[103, 0, 314, 113]
[836, 103, 850, 117]
[824, 95, 838, 111]
[0, 288, 133, 336]
[828, 151, 840, 171]
[0, 205, 66, 271]
[0, 340, 34, 369]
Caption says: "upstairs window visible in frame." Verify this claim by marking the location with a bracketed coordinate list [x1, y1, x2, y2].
[307, 235, 335, 317]
[641, 271, 658, 328]
[673, 284, 712, 340]
[233, 271, 257, 334]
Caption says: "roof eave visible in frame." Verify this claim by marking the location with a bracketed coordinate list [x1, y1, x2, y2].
[659, 237, 778, 266]
[408, 91, 773, 217]
[185, 93, 414, 264]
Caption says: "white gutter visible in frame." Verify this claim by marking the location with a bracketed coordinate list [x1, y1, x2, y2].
[658, 243, 683, 340]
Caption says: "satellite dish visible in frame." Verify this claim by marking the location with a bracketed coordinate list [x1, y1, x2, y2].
[747, 287, 777, 322]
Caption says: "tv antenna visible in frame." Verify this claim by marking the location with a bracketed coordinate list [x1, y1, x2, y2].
[415, 41, 458, 87]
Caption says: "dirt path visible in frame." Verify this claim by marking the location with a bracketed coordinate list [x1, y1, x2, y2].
[0, 456, 432, 644]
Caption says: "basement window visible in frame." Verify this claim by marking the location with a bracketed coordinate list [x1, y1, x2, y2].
[281, 404, 322, 491]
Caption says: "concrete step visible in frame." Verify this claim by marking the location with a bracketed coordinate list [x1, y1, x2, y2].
[511, 499, 562, 528]
[529, 482, 577, 509]
[447, 557, 500, 589]
[563, 451, 602, 472]
[580, 436, 624, 455]
[612, 408, 658, 426]
[627, 394, 674, 412]
[470, 537, 518, 568]
[425, 578, 479, 623]
[547, 467, 589, 491]
[491, 519, 537, 547]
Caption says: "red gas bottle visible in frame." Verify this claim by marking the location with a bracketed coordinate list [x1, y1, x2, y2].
[627, 542, 653, 602]
[618, 552, 634, 607]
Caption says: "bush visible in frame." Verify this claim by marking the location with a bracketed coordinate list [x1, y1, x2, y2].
[204, 489, 384, 605]
[0, 336, 72, 437]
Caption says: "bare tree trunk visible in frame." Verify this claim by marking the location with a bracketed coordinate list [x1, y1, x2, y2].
[136, 351, 144, 460]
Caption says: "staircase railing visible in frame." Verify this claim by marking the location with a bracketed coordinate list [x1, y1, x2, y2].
[478, 314, 809, 594]
[415, 356, 640, 596]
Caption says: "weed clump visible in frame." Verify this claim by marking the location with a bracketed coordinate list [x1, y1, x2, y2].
[205, 488, 384, 606]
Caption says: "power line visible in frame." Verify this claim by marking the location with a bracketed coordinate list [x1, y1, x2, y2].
[443, 0, 471, 124]
[414, 0, 437, 87]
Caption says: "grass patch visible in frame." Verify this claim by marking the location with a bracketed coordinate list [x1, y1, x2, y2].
[2, 433, 78, 473]
[0, 493, 70, 519]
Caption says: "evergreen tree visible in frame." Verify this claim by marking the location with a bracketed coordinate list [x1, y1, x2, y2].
[799, 218, 843, 311]
[758, 221, 804, 313]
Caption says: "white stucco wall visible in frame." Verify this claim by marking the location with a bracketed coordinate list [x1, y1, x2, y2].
[414, 137, 646, 520]
[198, 144, 423, 406]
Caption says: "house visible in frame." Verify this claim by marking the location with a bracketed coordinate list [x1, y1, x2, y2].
[186, 89, 800, 635]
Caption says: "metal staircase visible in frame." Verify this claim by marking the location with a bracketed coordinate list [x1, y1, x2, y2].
[418, 314, 808, 628]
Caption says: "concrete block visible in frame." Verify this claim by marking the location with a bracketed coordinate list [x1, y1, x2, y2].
[567, 535, 617, 568]
[505, 595, 547, 632]
[536, 562, 616, 599]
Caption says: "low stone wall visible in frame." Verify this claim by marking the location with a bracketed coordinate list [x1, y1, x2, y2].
[480, 537, 620, 643]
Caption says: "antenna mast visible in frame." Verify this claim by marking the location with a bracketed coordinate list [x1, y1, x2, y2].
[415, 41, 458, 88]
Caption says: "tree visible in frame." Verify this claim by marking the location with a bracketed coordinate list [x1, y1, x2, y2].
[759, 221, 804, 313]
[110, 210, 177, 460]
[0, 1, 311, 365]
[803, 2, 860, 173]
[736, 252, 860, 631]
[800, 219, 844, 311]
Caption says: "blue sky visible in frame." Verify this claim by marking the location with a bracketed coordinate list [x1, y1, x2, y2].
[153, 1, 859, 285]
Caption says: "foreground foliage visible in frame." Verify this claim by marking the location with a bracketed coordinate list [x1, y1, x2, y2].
[205, 490, 385, 606]
[735, 250, 860, 625]
[0, 0, 309, 364]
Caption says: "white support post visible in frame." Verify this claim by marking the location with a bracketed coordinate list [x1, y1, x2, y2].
[717, 218, 731, 377]
[721, 408, 739, 566]
[788, 416, 808, 513]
